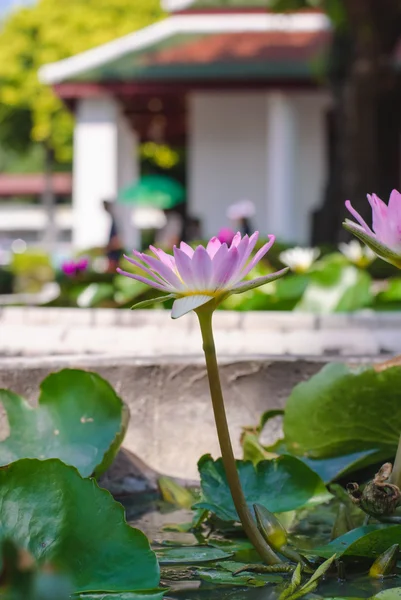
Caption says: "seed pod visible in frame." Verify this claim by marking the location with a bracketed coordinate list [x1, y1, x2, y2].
[369, 544, 399, 578]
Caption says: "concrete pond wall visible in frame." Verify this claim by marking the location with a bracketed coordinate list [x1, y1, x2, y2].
[0, 354, 382, 481]
[0, 306, 398, 481]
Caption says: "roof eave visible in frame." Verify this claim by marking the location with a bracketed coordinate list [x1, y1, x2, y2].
[38, 12, 331, 86]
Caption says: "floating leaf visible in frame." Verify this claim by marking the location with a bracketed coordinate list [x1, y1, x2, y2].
[373, 589, 401, 600]
[156, 544, 233, 565]
[208, 538, 260, 563]
[0, 459, 160, 594]
[194, 455, 331, 522]
[284, 363, 401, 459]
[195, 561, 283, 587]
[75, 593, 166, 599]
[314, 525, 401, 559]
[0, 369, 129, 477]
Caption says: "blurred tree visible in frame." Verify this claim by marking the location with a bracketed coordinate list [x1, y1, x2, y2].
[272, 0, 401, 243]
[0, 0, 164, 162]
[0, 0, 163, 248]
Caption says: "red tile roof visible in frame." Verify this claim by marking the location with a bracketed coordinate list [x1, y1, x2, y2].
[0, 173, 72, 197]
[146, 30, 331, 66]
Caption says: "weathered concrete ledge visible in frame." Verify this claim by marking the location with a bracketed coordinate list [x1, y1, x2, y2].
[1, 307, 401, 357]
[0, 356, 384, 479]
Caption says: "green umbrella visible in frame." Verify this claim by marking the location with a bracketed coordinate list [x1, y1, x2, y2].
[118, 174, 185, 209]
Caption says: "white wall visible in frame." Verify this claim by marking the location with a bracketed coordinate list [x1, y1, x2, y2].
[292, 93, 329, 243]
[189, 92, 267, 239]
[73, 97, 139, 250]
[189, 90, 329, 244]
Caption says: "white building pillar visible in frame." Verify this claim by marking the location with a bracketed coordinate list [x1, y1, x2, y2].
[265, 92, 298, 243]
[115, 112, 140, 251]
[73, 97, 139, 250]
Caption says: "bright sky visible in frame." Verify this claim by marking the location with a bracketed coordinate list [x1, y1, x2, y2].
[0, 0, 36, 15]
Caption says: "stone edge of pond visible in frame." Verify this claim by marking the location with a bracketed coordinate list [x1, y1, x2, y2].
[2, 306, 401, 330]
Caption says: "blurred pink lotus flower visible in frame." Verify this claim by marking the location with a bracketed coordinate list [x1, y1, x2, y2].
[62, 257, 89, 277]
[344, 190, 401, 267]
[217, 227, 235, 245]
[118, 232, 288, 319]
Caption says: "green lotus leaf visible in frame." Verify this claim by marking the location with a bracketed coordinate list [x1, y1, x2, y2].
[194, 454, 331, 522]
[0, 459, 160, 595]
[313, 525, 401, 559]
[0, 369, 129, 477]
[284, 363, 401, 459]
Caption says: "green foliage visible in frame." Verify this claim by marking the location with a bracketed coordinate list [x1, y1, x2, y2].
[11, 249, 53, 293]
[20, 245, 401, 312]
[374, 278, 401, 310]
[314, 525, 401, 559]
[278, 555, 337, 600]
[0, 459, 160, 595]
[158, 476, 197, 510]
[283, 363, 401, 459]
[194, 454, 331, 523]
[296, 255, 373, 313]
[241, 428, 389, 484]
[0, 267, 14, 293]
[0, 0, 164, 160]
[0, 369, 129, 477]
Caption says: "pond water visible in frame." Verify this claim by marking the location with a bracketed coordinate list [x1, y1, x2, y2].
[125, 499, 401, 600]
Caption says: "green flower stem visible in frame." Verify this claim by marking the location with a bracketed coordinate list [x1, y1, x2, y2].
[196, 308, 281, 565]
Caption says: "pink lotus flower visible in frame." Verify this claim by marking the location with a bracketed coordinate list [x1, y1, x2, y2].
[344, 190, 401, 267]
[62, 257, 89, 277]
[217, 227, 235, 245]
[118, 232, 288, 318]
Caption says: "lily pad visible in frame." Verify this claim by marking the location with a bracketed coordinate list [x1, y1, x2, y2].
[156, 545, 233, 565]
[75, 594, 165, 599]
[208, 538, 261, 563]
[313, 525, 401, 559]
[194, 454, 331, 522]
[0, 369, 129, 477]
[373, 590, 401, 600]
[195, 565, 283, 587]
[0, 459, 160, 594]
[284, 363, 401, 459]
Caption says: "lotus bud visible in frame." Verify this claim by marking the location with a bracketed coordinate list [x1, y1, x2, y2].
[254, 504, 312, 571]
[254, 504, 288, 551]
[369, 544, 399, 578]
[344, 191, 401, 269]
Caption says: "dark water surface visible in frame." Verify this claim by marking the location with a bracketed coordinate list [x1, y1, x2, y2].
[125, 499, 401, 600]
